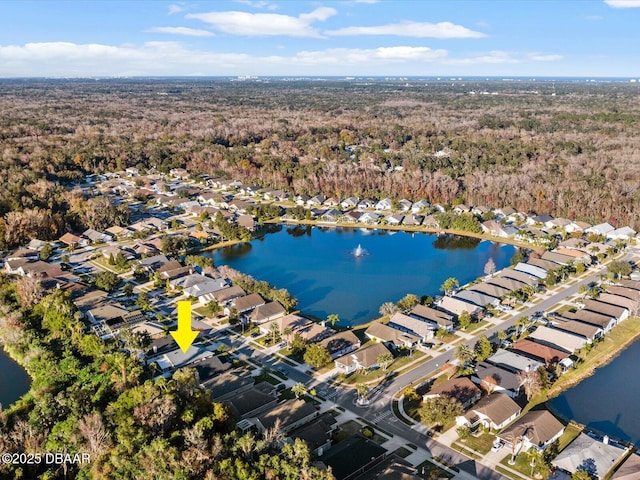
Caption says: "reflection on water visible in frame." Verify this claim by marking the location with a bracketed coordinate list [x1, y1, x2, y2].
[432, 233, 481, 250]
[205, 225, 514, 326]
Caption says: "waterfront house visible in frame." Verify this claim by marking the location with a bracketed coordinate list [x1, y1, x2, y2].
[487, 276, 528, 292]
[498, 410, 564, 452]
[423, 377, 481, 409]
[597, 292, 638, 312]
[470, 283, 512, 299]
[210, 286, 246, 305]
[528, 325, 587, 353]
[409, 305, 454, 332]
[564, 309, 617, 333]
[496, 269, 539, 286]
[551, 318, 603, 342]
[611, 453, 640, 480]
[320, 209, 341, 223]
[387, 312, 435, 343]
[554, 248, 592, 264]
[454, 290, 500, 308]
[514, 262, 548, 279]
[237, 214, 256, 232]
[402, 214, 424, 226]
[359, 212, 380, 224]
[259, 314, 332, 344]
[486, 349, 543, 374]
[453, 205, 469, 214]
[422, 214, 439, 228]
[364, 321, 421, 350]
[398, 199, 412, 212]
[295, 194, 310, 206]
[357, 198, 376, 210]
[481, 220, 517, 238]
[472, 362, 524, 398]
[512, 339, 570, 366]
[231, 293, 266, 314]
[551, 433, 626, 480]
[456, 393, 521, 431]
[438, 296, 483, 318]
[605, 285, 640, 300]
[334, 343, 392, 374]
[385, 213, 404, 225]
[583, 299, 629, 322]
[342, 211, 362, 223]
[248, 301, 286, 324]
[319, 331, 361, 359]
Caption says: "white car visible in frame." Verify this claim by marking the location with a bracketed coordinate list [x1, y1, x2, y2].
[491, 441, 503, 452]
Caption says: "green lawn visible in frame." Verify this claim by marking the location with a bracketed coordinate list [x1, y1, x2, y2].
[556, 423, 583, 451]
[453, 432, 496, 455]
[415, 460, 455, 479]
[467, 320, 490, 334]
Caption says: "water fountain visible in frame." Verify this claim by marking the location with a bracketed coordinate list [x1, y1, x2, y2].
[352, 244, 368, 257]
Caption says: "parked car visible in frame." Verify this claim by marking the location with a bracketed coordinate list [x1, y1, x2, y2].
[275, 383, 286, 392]
[275, 366, 289, 376]
[491, 441, 503, 452]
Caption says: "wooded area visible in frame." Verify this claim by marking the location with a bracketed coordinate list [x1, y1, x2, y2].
[1, 78, 639, 248]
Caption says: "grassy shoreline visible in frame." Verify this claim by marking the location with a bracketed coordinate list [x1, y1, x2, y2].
[527, 315, 640, 412]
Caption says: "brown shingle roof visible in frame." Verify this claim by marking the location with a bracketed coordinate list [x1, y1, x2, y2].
[512, 339, 569, 365]
[469, 393, 521, 427]
[499, 410, 564, 447]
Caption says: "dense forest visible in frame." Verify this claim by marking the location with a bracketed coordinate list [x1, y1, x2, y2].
[0, 278, 333, 480]
[1, 78, 639, 248]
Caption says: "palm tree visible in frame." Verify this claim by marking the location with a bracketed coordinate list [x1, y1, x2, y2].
[291, 382, 308, 399]
[379, 302, 399, 317]
[282, 326, 293, 343]
[269, 322, 280, 345]
[454, 343, 475, 366]
[327, 314, 339, 327]
[356, 384, 369, 402]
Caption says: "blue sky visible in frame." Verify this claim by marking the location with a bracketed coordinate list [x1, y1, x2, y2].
[0, 0, 639, 77]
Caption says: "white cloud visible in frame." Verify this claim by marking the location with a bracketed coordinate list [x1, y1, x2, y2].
[167, 4, 184, 15]
[146, 27, 215, 37]
[604, 0, 640, 7]
[528, 53, 563, 61]
[444, 51, 518, 65]
[285, 46, 448, 65]
[185, 7, 337, 37]
[0, 42, 568, 77]
[325, 21, 486, 39]
[234, 0, 278, 10]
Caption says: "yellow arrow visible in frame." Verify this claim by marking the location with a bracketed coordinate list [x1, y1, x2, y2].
[170, 301, 199, 353]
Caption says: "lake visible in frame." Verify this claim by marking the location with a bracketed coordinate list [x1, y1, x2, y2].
[0, 348, 31, 407]
[548, 338, 640, 446]
[206, 225, 516, 326]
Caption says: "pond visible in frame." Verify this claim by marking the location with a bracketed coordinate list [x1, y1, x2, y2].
[206, 225, 516, 326]
[548, 338, 640, 446]
[0, 348, 31, 407]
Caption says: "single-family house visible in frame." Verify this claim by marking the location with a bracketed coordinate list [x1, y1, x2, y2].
[605, 285, 640, 301]
[514, 262, 548, 279]
[486, 349, 543, 374]
[323, 197, 341, 207]
[409, 305, 454, 332]
[496, 269, 539, 286]
[342, 211, 362, 223]
[411, 200, 430, 213]
[295, 194, 310, 206]
[611, 453, 640, 480]
[231, 293, 266, 313]
[512, 339, 570, 366]
[357, 198, 376, 210]
[335, 343, 393, 374]
[586, 222, 616, 236]
[540, 251, 575, 266]
[554, 248, 592, 264]
[487, 277, 528, 292]
[402, 214, 424, 226]
[551, 433, 627, 480]
[340, 197, 359, 209]
[364, 322, 421, 350]
[472, 205, 492, 216]
[498, 410, 564, 452]
[551, 319, 603, 342]
[307, 195, 326, 206]
[564, 309, 617, 333]
[528, 325, 586, 353]
[59, 232, 86, 249]
[470, 283, 512, 299]
[456, 393, 521, 431]
[320, 209, 341, 223]
[319, 331, 361, 359]
[398, 199, 412, 212]
[438, 296, 483, 318]
[422, 214, 439, 228]
[210, 286, 246, 305]
[453, 205, 469, 214]
[237, 214, 256, 232]
[607, 226, 637, 241]
[385, 213, 404, 225]
[375, 198, 393, 211]
[583, 299, 629, 323]
[228, 199, 252, 213]
[359, 212, 380, 224]
[169, 168, 189, 179]
[472, 362, 524, 398]
[423, 377, 482, 409]
[259, 314, 331, 344]
[387, 312, 435, 343]
[454, 290, 500, 308]
[202, 369, 255, 401]
[288, 413, 338, 457]
[597, 292, 638, 312]
[248, 301, 286, 324]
